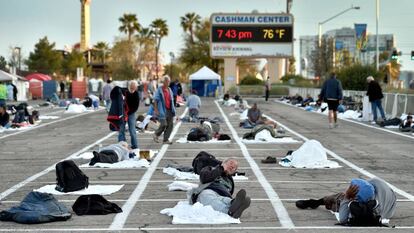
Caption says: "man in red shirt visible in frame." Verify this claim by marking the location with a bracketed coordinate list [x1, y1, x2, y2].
[153, 76, 176, 144]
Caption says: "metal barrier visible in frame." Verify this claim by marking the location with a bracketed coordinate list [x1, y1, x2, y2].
[288, 87, 414, 117]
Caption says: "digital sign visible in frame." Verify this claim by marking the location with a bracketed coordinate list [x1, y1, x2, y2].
[210, 13, 294, 58]
[212, 26, 293, 43]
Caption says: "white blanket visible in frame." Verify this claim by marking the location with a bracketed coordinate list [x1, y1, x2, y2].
[279, 140, 341, 168]
[338, 110, 361, 120]
[167, 181, 198, 191]
[71, 149, 158, 160]
[242, 130, 299, 144]
[34, 184, 124, 195]
[39, 115, 60, 120]
[385, 125, 400, 129]
[65, 104, 88, 113]
[80, 158, 150, 168]
[163, 167, 248, 181]
[240, 109, 248, 120]
[176, 137, 231, 144]
[160, 201, 241, 224]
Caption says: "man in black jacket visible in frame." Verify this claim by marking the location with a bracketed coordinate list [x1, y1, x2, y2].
[118, 81, 140, 149]
[193, 158, 251, 218]
[366, 76, 386, 123]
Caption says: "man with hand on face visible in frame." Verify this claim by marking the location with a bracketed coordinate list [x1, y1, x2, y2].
[190, 158, 251, 219]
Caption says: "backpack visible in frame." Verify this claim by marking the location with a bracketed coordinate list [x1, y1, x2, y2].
[192, 151, 221, 175]
[55, 160, 89, 193]
[348, 200, 381, 226]
[218, 134, 231, 141]
[72, 194, 122, 215]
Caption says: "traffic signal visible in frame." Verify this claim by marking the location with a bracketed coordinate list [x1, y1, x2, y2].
[391, 50, 398, 60]
[411, 51, 414, 60]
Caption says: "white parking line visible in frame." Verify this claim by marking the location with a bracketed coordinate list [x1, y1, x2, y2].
[263, 113, 414, 202]
[0, 109, 103, 140]
[0, 131, 116, 201]
[109, 108, 188, 230]
[215, 100, 294, 228]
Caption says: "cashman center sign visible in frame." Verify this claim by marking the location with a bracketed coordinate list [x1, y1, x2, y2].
[210, 13, 294, 58]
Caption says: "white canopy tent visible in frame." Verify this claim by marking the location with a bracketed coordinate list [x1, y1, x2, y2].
[189, 66, 222, 97]
[0, 69, 28, 101]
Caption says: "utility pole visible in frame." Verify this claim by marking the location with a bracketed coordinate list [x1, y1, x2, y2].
[376, 0, 380, 71]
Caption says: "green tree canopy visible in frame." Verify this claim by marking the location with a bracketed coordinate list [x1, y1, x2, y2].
[119, 13, 142, 42]
[0, 56, 7, 71]
[180, 12, 201, 43]
[62, 50, 87, 77]
[336, 64, 381, 90]
[108, 40, 137, 80]
[26, 37, 62, 75]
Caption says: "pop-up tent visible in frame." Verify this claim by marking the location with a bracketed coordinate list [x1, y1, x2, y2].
[0, 70, 28, 101]
[189, 66, 221, 97]
[26, 73, 52, 82]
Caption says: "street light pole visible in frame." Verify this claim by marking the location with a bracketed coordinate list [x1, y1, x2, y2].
[318, 5, 360, 47]
[14, 47, 21, 73]
[376, 0, 380, 71]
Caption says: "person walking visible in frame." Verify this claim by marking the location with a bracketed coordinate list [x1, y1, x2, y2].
[59, 80, 65, 99]
[102, 79, 113, 112]
[366, 76, 386, 124]
[153, 75, 176, 144]
[118, 80, 140, 149]
[264, 76, 270, 101]
[320, 73, 343, 129]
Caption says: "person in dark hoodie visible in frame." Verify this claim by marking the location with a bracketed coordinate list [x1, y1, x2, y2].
[0, 105, 10, 129]
[118, 80, 140, 149]
[366, 76, 386, 123]
[189, 158, 251, 219]
[296, 178, 396, 225]
[320, 73, 343, 129]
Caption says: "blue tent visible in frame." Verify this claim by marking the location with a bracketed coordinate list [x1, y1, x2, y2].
[189, 66, 221, 97]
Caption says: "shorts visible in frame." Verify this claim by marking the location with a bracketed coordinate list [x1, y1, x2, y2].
[326, 99, 339, 111]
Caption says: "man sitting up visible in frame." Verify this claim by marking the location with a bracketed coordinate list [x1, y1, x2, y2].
[89, 141, 136, 166]
[189, 158, 251, 218]
[0, 105, 10, 129]
[243, 103, 277, 128]
[296, 178, 396, 226]
[301, 94, 314, 107]
[186, 90, 201, 120]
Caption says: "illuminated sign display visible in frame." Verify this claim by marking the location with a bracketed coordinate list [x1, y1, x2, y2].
[210, 13, 294, 58]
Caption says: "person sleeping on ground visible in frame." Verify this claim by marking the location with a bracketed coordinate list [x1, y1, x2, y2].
[89, 141, 137, 166]
[399, 115, 413, 132]
[296, 178, 396, 226]
[136, 104, 159, 132]
[241, 103, 277, 128]
[187, 121, 231, 141]
[188, 157, 251, 218]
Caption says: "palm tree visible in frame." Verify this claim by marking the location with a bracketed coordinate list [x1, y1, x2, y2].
[150, 18, 169, 79]
[180, 12, 201, 43]
[118, 13, 141, 42]
[136, 28, 154, 47]
[94, 41, 110, 63]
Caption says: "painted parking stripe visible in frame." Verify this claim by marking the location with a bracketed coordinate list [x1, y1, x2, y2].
[109, 108, 188, 230]
[215, 100, 295, 228]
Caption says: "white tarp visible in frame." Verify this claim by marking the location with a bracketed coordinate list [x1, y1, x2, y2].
[34, 185, 124, 195]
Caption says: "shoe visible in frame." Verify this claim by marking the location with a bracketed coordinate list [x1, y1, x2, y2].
[163, 140, 173, 145]
[295, 199, 323, 209]
[229, 196, 251, 218]
[89, 151, 99, 166]
[261, 156, 277, 164]
[229, 189, 249, 218]
[329, 123, 334, 129]
[371, 121, 377, 125]
[334, 123, 339, 128]
[153, 134, 160, 143]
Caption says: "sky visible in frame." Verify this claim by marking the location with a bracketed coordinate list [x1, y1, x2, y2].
[1, 0, 413, 72]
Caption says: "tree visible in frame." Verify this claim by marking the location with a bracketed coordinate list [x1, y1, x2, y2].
[310, 37, 335, 79]
[150, 18, 169, 78]
[336, 64, 380, 90]
[93, 41, 110, 63]
[377, 51, 401, 88]
[26, 37, 62, 75]
[180, 12, 201, 44]
[0, 56, 7, 71]
[179, 19, 221, 74]
[108, 40, 137, 80]
[135, 28, 156, 79]
[118, 13, 141, 42]
[62, 50, 88, 77]
[336, 49, 353, 68]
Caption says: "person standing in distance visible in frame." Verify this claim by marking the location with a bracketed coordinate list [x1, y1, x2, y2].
[320, 73, 343, 129]
[366, 76, 386, 124]
[118, 80, 140, 149]
[264, 76, 270, 101]
[153, 75, 176, 144]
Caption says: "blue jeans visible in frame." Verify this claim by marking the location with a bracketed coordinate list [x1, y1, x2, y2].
[0, 99, 5, 107]
[2, 122, 11, 129]
[118, 113, 138, 149]
[104, 100, 111, 112]
[371, 99, 386, 121]
[197, 189, 232, 214]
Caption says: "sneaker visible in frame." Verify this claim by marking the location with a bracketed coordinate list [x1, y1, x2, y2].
[295, 199, 323, 209]
[230, 197, 251, 218]
[163, 140, 173, 145]
[371, 121, 377, 125]
[329, 123, 334, 129]
[153, 134, 160, 143]
[261, 156, 277, 164]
